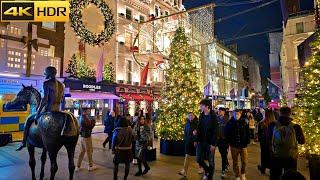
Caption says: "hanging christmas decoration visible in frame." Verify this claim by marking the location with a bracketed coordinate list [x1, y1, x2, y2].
[70, 0, 115, 46]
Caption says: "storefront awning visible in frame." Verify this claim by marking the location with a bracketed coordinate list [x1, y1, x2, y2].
[130, 94, 144, 101]
[119, 93, 130, 100]
[142, 94, 154, 101]
[67, 91, 119, 100]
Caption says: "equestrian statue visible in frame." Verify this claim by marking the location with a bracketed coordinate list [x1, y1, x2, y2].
[5, 66, 79, 180]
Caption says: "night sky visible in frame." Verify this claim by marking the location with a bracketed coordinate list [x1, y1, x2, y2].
[183, 0, 314, 78]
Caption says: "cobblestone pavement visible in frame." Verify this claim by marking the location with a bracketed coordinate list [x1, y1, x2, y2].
[0, 131, 309, 180]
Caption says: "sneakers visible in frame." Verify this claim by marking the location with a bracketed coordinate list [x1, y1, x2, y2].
[88, 165, 97, 171]
[202, 173, 209, 180]
[178, 170, 186, 177]
[241, 174, 246, 180]
[221, 171, 226, 178]
[75, 166, 82, 172]
[198, 168, 204, 174]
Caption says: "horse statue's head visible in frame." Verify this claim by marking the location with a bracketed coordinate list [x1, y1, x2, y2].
[5, 84, 41, 111]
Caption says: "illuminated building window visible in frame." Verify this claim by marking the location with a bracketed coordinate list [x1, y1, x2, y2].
[126, 8, 132, 20]
[0, 39, 5, 48]
[32, 55, 35, 59]
[1, 30, 5, 34]
[32, 61, 35, 65]
[24, 53, 27, 58]
[32, 66, 35, 70]
[224, 55, 230, 65]
[40, 49, 48, 56]
[296, 22, 304, 34]
[125, 31, 132, 47]
[155, 5, 160, 17]
[23, 59, 26, 63]
[23, 65, 26, 69]
[48, 46, 55, 57]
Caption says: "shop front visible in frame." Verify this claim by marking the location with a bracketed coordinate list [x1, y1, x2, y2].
[116, 85, 159, 118]
[64, 79, 119, 125]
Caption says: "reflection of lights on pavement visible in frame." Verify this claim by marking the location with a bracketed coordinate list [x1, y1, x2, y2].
[0, 73, 20, 77]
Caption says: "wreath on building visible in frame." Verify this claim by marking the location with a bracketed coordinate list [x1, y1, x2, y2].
[70, 0, 116, 46]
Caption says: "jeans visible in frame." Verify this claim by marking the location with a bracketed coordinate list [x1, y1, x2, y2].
[217, 139, 229, 171]
[231, 147, 248, 177]
[269, 157, 297, 180]
[77, 136, 93, 167]
[196, 142, 215, 179]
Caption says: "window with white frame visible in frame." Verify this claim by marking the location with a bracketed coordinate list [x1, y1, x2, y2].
[223, 55, 230, 65]
[155, 5, 160, 17]
[126, 8, 132, 20]
[139, 15, 145, 22]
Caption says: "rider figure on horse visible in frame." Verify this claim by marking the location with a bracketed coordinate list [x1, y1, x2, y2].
[17, 66, 65, 151]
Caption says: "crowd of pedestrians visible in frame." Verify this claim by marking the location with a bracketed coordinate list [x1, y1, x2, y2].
[75, 98, 306, 180]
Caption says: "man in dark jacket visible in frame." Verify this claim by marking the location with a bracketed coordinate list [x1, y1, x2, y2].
[270, 107, 305, 180]
[103, 111, 116, 149]
[225, 109, 250, 180]
[194, 99, 218, 180]
[217, 107, 230, 178]
[178, 112, 198, 177]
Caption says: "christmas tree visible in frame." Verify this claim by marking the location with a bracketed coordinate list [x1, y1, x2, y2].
[294, 31, 320, 155]
[66, 54, 78, 77]
[156, 27, 202, 140]
[66, 54, 96, 81]
[103, 62, 115, 83]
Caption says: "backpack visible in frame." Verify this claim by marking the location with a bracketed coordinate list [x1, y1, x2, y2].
[272, 122, 298, 159]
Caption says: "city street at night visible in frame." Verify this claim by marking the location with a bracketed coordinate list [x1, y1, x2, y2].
[0, 131, 309, 180]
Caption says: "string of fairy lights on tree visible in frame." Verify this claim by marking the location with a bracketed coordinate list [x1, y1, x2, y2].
[156, 27, 202, 140]
[293, 31, 320, 156]
[69, 0, 115, 46]
[66, 54, 96, 81]
[103, 62, 115, 83]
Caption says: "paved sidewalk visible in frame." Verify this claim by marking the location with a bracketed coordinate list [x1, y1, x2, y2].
[0, 133, 309, 180]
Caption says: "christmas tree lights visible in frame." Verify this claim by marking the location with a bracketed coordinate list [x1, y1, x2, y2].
[293, 31, 320, 155]
[66, 54, 96, 81]
[156, 27, 202, 140]
[103, 62, 115, 83]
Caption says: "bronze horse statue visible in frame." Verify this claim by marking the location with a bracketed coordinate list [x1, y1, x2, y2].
[5, 85, 79, 180]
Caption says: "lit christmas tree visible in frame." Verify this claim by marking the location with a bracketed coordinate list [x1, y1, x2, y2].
[294, 31, 320, 155]
[66, 54, 78, 77]
[103, 62, 115, 83]
[66, 54, 96, 81]
[156, 27, 202, 140]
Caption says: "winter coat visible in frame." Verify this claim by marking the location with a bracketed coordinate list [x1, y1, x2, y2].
[104, 115, 116, 134]
[184, 117, 198, 155]
[112, 127, 134, 164]
[217, 115, 229, 139]
[133, 124, 152, 160]
[79, 115, 95, 138]
[195, 110, 218, 146]
[258, 120, 276, 168]
[225, 117, 250, 148]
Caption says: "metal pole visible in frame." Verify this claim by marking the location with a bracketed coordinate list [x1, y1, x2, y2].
[26, 23, 32, 77]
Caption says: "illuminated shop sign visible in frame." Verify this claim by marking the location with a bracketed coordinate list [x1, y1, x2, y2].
[83, 84, 101, 91]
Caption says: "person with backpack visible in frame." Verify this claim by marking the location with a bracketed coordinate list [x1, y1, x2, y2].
[216, 108, 230, 178]
[270, 107, 305, 180]
[225, 109, 250, 180]
[112, 117, 134, 180]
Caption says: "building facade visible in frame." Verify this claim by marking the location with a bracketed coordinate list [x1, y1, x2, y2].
[269, 32, 283, 89]
[280, 10, 315, 103]
[63, 0, 185, 116]
[0, 22, 65, 94]
[238, 54, 262, 93]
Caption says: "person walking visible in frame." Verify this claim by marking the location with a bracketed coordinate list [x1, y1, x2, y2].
[270, 107, 305, 180]
[194, 99, 218, 180]
[76, 107, 97, 171]
[225, 109, 250, 180]
[247, 111, 256, 144]
[133, 116, 152, 176]
[103, 111, 116, 149]
[257, 109, 276, 174]
[217, 108, 230, 178]
[178, 112, 198, 177]
[112, 117, 134, 180]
